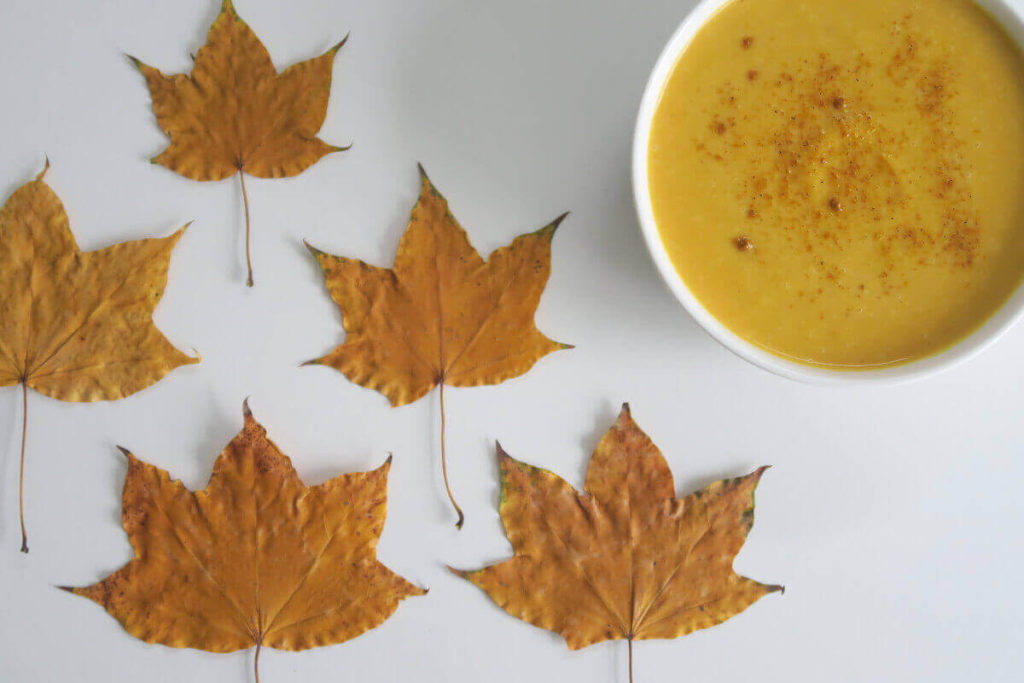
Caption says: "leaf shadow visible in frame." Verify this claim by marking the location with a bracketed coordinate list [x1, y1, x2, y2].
[292, 234, 327, 285]
[119, 0, 217, 163]
[574, 399, 625, 487]
[574, 399, 768, 500]
[0, 389, 20, 542]
[0, 156, 49, 204]
[185, 0, 222, 64]
[307, 167, 419, 269]
[102, 392, 236, 526]
[476, 433, 508, 555]
[300, 448, 389, 491]
[97, 445, 131, 554]
[289, 235, 343, 364]
[674, 461, 770, 500]
[376, 169, 420, 261]
[463, 398, 624, 566]
[122, 54, 170, 167]
[292, 170, 418, 359]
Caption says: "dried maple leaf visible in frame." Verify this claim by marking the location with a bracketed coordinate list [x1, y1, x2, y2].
[64, 401, 425, 682]
[305, 165, 570, 528]
[452, 405, 782, 682]
[131, 0, 348, 286]
[0, 163, 197, 553]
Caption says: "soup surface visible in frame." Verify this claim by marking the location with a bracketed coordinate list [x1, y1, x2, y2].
[648, 0, 1024, 367]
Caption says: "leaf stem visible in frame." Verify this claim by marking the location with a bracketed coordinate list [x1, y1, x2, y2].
[439, 382, 464, 529]
[18, 381, 28, 553]
[622, 634, 630, 683]
[239, 170, 254, 287]
[254, 640, 261, 683]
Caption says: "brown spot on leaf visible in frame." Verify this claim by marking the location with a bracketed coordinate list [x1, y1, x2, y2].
[734, 236, 754, 251]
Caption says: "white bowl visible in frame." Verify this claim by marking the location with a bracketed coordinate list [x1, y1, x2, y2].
[632, 0, 1024, 385]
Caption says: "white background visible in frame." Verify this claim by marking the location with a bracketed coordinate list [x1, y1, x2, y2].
[1, 0, 1022, 681]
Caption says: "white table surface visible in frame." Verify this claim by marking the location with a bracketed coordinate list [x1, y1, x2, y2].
[1, 0, 1023, 681]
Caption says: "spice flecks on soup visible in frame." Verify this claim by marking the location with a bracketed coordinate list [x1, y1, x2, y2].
[648, 0, 1024, 367]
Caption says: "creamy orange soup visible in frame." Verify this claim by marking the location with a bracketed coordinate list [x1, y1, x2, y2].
[648, 0, 1024, 368]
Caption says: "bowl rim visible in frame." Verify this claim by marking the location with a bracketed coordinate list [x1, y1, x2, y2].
[631, 0, 1024, 386]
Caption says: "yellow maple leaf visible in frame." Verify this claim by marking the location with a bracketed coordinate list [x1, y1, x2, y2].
[452, 405, 782, 681]
[305, 165, 570, 528]
[65, 401, 425, 682]
[0, 163, 197, 552]
[131, 0, 348, 285]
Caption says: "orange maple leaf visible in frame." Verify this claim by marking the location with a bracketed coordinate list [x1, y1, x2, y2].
[131, 0, 348, 285]
[452, 405, 782, 681]
[65, 401, 424, 682]
[305, 165, 570, 528]
[0, 163, 197, 552]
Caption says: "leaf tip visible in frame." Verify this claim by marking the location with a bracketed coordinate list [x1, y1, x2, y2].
[242, 397, 253, 421]
[416, 162, 436, 190]
[56, 585, 76, 594]
[303, 239, 324, 257]
[549, 211, 570, 234]
[170, 222, 192, 243]
[329, 142, 353, 154]
[495, 440, 510, 461]
[558, 342, 576, 351]
[36, 156, 50, 182]
[329, 33, 350, 54]
[115, 445, 133, 460]
[446, 566, 469, 579]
